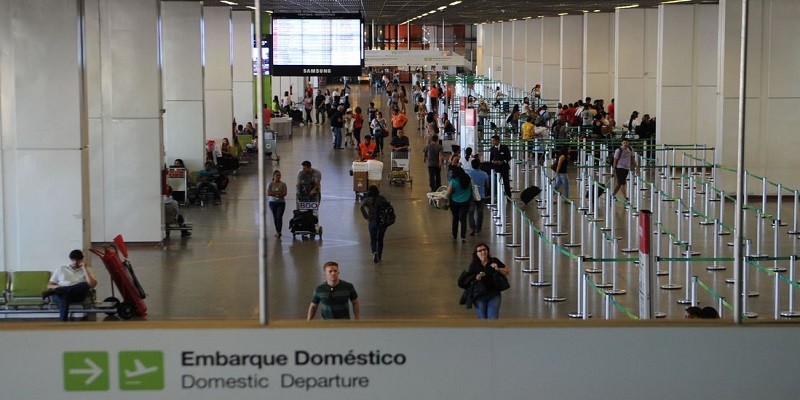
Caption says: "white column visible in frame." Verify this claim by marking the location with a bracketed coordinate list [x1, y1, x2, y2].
[90, 0, 162, 242]
[584, 13, 614, 102]
[716, 0, 800, 190]
[491, 23, 502, 81]
[481, 24, 494, 78]
[162, 1, 204, 172]
[541, 17, 561, 101]
[203, 7, 233, 146]
[511, 20, 526, 89]
[476, 24, 484, 75]
[560, 15, 583, 103]
[615, 8, 659, 128]
[656, 4, 718, 146]
[0, 0, 86, 268]
[501, 21, 513, 85]
[525, 18, 544, 92]
[232, 10, 254, 127]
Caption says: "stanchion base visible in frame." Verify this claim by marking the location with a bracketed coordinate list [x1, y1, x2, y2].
[495, 232, 512, 236]
[568, 312, 592, 318]
[725, 278, 734, 284]
[514, 256, 530, 261]
[543, 296, 567, 302]
[772, 222, 788, 227]
[621, 248, 639, 253]
[698, 221, 714, 225]
[743, 312, 758, 318]
[584, 268, 602, 274]
[594, 282, 613, 288]
[656, 270, 669, 276]
[599, 227, 611, 232]
[748, 291, 759, 297]
[506, 243, 521, 248]
[520, 268, 537, 273]
[530, 280, 551, 287]
[676, 299, 693, 304]
[605, 289, 627, 296]
[683, 251, 701, 256]
[662, 198, 675, 202]
[768, 267, 787, 272]
[779, 311, 800, 318]
[537, 206, 547, 210]
[564, 243, 581, 247]
[590, 218, 604, 223]
[787, 230, 800, 235]
[577, 206, 589, 211]
[706, 265, 726, 271]
[709, 198, 720, 202]
[655, 312, 667, 318]
[660, 284, 683, 290]
[552, 232, 567, 236]
[543, 222, 557, 227]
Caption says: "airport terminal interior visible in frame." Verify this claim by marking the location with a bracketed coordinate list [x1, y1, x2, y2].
[24, 83, 795, 324]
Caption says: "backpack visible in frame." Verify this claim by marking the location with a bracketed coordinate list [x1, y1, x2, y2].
[377, 198, 396, 227]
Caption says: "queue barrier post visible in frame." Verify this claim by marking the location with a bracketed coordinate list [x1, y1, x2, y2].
[780, 255, 800, 317]
[742, 240, 759, 319]
[569, 258, 590, 319]
[605, 240, 627, 296]
[706, 219, 727, 271]
[543, 242, 566, 302]
[506, 200, 520, 246]
[530, 232, 550, 286]
[514, 210, 528, 260]
[565, 201, 581, 248]
[789, 190, 800, 235]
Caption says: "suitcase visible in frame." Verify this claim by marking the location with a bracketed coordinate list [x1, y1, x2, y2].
[520, 186, 542, 205]
[290, 210, 318, 233]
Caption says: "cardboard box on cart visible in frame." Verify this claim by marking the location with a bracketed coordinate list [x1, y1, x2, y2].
[353, 171, 368, 192]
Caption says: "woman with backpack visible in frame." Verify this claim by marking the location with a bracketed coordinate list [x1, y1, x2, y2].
[370, 111, 387, 155]
[360, 185, 391, 263]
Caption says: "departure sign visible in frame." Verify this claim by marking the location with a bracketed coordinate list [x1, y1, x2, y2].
[271, 13, 363, 76]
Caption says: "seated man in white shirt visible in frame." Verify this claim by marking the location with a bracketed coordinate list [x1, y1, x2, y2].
[43, 250, 97, 321]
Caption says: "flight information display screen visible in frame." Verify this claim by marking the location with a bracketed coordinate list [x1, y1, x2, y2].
[271, 13, 363, 76]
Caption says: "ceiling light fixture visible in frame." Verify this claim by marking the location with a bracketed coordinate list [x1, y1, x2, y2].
[449, 0, 462, 5]
[582, 10, 589, 13]
[246, 5, 255, 10]
[220, 1, 238, 5]
[593, 9, 601, 13]
[429, 10, 437, 14]
[438, 6, 447, 10]
[615, 4, 640, 9]
[662, 0, 691, 3]
[558, 12, 568, 16]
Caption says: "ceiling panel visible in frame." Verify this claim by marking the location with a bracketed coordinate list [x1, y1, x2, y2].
[168, 1, 717, 25]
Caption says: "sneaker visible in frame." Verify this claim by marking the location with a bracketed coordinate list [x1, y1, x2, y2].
[373, 252, 379, 263]
[181, 231, 192, 237]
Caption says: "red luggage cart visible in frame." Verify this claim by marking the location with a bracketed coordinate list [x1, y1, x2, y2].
[89, 235, 148, 319]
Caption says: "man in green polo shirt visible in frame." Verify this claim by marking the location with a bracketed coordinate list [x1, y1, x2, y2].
[307, 261, 360, 320]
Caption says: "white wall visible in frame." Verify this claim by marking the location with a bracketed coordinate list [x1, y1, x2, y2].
[203, 7, 233, 143]
[525, 19, 544, 91]
[542, 17, 561, 101]
[560, 15, 583, 103]
[501, 21, 513, 85]
[584, 13, 615, 103]
[232, 10, 254, 127]
[162, 1, 205, 172]
[511, 21, 526, 89]
[0, 0, 86, 268]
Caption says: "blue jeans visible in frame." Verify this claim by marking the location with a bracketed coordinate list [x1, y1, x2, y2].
[553, 173, 569, 198]
[368, 220, 387, 257]
[52, 282, 91, 321]
[469, 198, 484, 232]
[269, 201, 286, 234]
[473, 293, 502, 319]
[332, 126, 342, 148]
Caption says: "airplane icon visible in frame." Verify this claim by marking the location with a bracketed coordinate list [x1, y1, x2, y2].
[124, 359, 158, 379]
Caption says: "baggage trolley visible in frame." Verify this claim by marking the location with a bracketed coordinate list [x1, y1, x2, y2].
[88, 235, 148, 320]
[290, 200, 322, 240]
[389, 150, 412, 186]
[263, 126, 280, 163]
[352, 161, 370, 200]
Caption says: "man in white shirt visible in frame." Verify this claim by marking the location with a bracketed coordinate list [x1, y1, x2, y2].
[43, 250, 98, 321]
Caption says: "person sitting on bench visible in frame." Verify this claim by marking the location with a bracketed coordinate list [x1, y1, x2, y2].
[42, 250, 97, 321]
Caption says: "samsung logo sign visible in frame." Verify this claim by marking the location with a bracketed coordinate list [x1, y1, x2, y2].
[303, 68, 331, 74]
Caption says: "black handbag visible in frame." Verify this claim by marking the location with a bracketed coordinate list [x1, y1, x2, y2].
[491, 271, 510, 292]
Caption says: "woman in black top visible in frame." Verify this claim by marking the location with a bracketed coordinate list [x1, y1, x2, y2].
[457, 242, 510, 319]
[552, 146, 570, 199]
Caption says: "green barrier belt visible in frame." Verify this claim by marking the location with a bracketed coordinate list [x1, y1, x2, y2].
[585, 279, 639, 320]
[657, 257, 735, 262]
[585, 257, 639, 263]
[695, 278, 734, 311]
[746, 259, 800, 289]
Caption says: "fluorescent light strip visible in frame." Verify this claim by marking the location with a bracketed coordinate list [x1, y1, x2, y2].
[662, 0, 691, 3]
[558, 12, 568, 16]
[220, 1, 237, 5]
[615, 4, 640, 9]
[438, 6, 447, 10]
[449, 0, 462, 5]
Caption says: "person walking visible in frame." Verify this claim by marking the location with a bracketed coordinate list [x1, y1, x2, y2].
[552, 146, 570, 199]
[457, 243, 510, 319]
[423, 135, 443, 192]
[360, 185, 390, 263]
[307, 261, 360, 320]
[612, 139, 637, 203]
[447, 166, 473, 242]
[267, 170, 287, 237]
[466, 158, 489, 235]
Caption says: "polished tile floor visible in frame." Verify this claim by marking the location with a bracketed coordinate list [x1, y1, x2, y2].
[58, 85, 800, 323]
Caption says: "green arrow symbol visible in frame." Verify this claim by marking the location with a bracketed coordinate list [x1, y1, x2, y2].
[69, 358, 103, 385]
